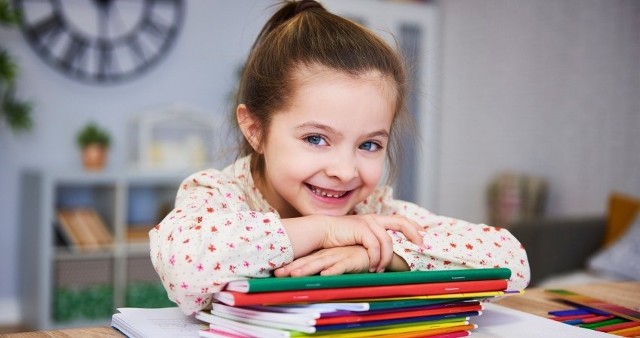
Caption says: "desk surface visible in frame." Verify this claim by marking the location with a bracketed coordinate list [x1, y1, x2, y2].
[7, 281, 640, 337]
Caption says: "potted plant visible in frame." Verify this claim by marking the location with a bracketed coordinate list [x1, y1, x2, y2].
[76, 122, 111, 171]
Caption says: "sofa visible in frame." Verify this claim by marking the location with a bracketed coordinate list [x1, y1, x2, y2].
[507, 216, 607, 287]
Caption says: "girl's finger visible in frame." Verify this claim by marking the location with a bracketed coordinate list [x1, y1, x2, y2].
[365, 215, 394, 272]
[380, 216, 425, 247]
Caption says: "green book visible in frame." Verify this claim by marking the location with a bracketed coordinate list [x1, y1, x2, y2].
[224, 268, 511, 293]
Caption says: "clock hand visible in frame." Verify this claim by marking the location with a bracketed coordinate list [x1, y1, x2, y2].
[93, 0, 115, 40]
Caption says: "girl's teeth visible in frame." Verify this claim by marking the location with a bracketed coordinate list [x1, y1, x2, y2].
[311, 186, 346, 198]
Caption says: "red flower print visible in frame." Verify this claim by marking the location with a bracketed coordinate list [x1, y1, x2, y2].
[169, 255, 176, 265]
[197, 263, 203, 272]
[263, 218, 271, 224]
[465, 243, 474, 250]
[494, 242, 502, 248]
[181, 282, 189, 289]
[207, 207, 214, 213]
[449, 242, 457, 248]
[210, 226, 218, 232]
[197, 216, 203, 223]
[214, 263, 221, 270]
[443, 260, 451, 265]
[208, 244, 216, 252]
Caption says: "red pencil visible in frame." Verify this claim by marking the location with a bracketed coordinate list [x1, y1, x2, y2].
[595, 320, 640, 333]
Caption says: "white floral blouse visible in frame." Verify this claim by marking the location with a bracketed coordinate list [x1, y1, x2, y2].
[150, 156, 531, 315]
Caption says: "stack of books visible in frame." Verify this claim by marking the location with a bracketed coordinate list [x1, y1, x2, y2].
[195, 268, 517, 337]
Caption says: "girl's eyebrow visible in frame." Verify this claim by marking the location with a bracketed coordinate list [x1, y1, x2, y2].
[295, 121, 389, 139]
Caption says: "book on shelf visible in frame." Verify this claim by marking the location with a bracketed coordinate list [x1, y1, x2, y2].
[56, 208, 113, 251]
[225, 267, 512, 293]
[126, 225, 154, 243]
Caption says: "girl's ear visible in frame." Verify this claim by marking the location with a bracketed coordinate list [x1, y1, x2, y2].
[236, 104, 263, 153]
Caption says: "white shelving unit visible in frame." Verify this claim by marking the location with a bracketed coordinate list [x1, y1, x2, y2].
[19, 169, 189, 330]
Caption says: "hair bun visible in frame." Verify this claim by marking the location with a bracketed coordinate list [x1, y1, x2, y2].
[294, 0, 324, 14]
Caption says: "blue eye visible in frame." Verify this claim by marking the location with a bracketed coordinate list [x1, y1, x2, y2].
[360, 141, 382, 152]
[305, 135, 326, 146]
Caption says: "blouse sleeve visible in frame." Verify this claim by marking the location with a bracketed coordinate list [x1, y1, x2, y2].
[369, 187, 531, 291]
[149, 170, 294, 315]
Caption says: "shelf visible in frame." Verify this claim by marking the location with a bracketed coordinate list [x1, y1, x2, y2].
[20, 169, 185, 329]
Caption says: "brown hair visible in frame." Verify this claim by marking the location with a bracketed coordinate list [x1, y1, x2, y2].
[234, 0, 411, 181]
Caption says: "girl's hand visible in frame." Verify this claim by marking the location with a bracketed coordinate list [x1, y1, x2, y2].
[274, 246, 370, 277]
[322, 214, 424, 273]
[282, 214, 424, 273]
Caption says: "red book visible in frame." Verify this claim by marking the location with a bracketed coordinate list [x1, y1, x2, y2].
[315, 303, 483, 325]
[214, 279, 507, 306]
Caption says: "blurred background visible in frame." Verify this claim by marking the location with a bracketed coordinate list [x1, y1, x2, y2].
[0, 0, 638, 332]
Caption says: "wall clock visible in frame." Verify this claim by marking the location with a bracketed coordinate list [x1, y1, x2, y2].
[13, 0, 184, 84]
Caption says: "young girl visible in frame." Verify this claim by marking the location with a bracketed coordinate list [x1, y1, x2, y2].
[150, 0, 530, 315]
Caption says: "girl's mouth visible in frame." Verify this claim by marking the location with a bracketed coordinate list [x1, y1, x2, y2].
[306, 184, 350, 198]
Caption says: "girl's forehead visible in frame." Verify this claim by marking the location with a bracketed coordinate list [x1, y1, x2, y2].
[274, 66, 396, 132]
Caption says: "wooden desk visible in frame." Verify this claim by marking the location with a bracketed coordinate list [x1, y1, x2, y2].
[495, 281, 640, 318]
[6, 281, 640, 337]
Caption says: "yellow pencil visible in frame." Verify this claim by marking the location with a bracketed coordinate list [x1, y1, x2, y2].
[608, 325, 640, 337]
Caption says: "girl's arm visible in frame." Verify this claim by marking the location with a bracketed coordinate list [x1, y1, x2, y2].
[363, 187, 532, 291]
[149, 171, 294, 315]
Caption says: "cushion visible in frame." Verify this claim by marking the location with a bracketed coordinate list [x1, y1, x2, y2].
[603, 192, 640, 247]
[587, 214, 640, 281]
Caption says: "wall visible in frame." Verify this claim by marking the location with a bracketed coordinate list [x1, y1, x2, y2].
[1, 0, 639, 325]
[437, 0, 640, 223]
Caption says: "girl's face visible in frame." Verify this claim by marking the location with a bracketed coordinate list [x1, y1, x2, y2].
[251, 67, 396, 218]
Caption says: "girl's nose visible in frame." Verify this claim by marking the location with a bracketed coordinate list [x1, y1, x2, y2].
[325, 150, 358, 182]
